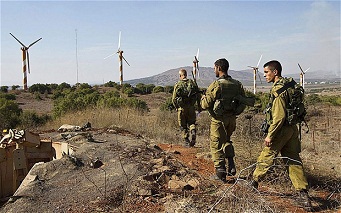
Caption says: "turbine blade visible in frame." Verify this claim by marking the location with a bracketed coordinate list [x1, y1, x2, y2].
[256, 54, 263, 68]
[298, 63, 304, 73]
[27, 51, 31, 74]
[28, 37, 42, 48]
[304, 67, 310, 73]
[122, 56, 130, 66]
[118, 31, 121, 50]
[104, 53, 115, 59]
[9, 33, 27, 48]
[257, 71, 262, 84]
[196, 48, 200, 59]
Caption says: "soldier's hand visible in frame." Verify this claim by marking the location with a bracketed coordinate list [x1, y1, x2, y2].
[264, 137, 272, 147]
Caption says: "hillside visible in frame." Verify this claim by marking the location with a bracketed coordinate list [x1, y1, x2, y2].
[126, 66, 341, 87]
[1, 91, 340, 212]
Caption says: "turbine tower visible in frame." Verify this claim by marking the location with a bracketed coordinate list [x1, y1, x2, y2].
[105, 31, 130, 85]
[298, 63, 310, 89]
[9, 33, 42, 90]
[247, 54, 263, 94]
[192, 48, 199, 82]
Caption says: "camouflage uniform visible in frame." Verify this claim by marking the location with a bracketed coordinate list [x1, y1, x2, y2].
[200, 75, 245, 170]
[172, 78, 200, 145]
[253, 77, 309, 191]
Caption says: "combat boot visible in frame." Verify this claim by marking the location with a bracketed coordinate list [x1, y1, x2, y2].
[190, 129, 196, 147]
[215, 167, 227, 183]
[184, 138, 190, 147]
[297, 190, 312, 211]
[227, 157, 236, 176]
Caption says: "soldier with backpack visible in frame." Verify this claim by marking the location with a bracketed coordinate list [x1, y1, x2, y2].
[172, 69, 201, 147]
[200, 58, 249, 182]
[250, 60, 312, 210]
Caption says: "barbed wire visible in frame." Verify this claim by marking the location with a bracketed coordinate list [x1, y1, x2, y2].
[208, 156, 304, 213]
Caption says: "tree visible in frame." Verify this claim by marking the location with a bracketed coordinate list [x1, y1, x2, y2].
[0, 98, 22, 129]
[0, 86, 9, 93]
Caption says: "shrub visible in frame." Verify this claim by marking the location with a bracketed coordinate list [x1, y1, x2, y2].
[164, 85, 174, 94]
[153, 86, 164, 93]
[104, 81, 118, 88]
[11, 85, 20, 90]
[29, 83, 51, 94]
[0, 98, 22, 129]
[20, 111, 51, 129]
[0, 93, 16, 100]
[0, 86, 9, 93]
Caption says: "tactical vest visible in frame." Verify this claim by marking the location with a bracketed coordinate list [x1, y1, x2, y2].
[264, 77, 306, 126]
[213, 76, 244, 116]
[175, 79, 198, 107]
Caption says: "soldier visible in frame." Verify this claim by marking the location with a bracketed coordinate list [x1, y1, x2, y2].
[172, 69, 201, 147]
[200, 58, 246, 182]
[250, 60, 312, 210]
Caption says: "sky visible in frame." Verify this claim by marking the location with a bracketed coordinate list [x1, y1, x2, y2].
[0, 0, 340, 87]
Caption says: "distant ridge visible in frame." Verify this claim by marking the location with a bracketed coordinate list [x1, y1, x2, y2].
[126, 66, 254, 87]
[126, 67, 340, 87]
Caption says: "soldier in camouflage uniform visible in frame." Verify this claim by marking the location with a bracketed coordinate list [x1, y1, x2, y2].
[250, 60, 312, 210]
[200, 58, 246, 182]
[172, 69, 201, 147]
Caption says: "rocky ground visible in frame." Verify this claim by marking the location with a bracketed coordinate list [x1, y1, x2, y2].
[0, 91, 340, 212]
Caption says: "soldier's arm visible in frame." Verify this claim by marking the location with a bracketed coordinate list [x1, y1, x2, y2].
[200, 81, 219, 110]
[267, 94, 286, 140]
[172, 83, 178, 108]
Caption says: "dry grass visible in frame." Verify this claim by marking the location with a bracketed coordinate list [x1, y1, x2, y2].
[37, 99, 341, 212]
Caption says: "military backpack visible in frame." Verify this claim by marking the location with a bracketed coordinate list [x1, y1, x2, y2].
[175, 79, 198, 107]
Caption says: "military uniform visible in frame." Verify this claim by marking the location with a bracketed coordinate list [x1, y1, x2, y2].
[172, 78, 200, 146]
[200, 75, 245, 172]
[253, 77, 309, 191]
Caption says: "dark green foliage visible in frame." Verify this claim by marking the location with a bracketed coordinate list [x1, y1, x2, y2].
[104, 81, 118, 88]
[0, 86, 9, 93]
[20, 111, 51, 129]
[320, 95, 341, 106]
[11, 85, 20, 90]
[57, 82, 71, 91]
[134, 83, 155, 95]
[0, 93, 16, 100]
[74, 83, 92, 90]
[152, 86, 164, 93]
[0, 98, 22, 129]
[53, 88, 100, 117]
[124, 87, 134, 97]
[29, 83, 51, 94]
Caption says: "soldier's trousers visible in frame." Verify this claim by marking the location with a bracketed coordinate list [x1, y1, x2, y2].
[253, 125, 309, 191]
[177, 106, 196, 139]
[210, 115, 236, 168]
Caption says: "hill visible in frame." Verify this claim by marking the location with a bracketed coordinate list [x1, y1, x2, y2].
[126, 67, 341, 87]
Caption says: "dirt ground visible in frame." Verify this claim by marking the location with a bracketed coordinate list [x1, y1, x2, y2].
[0, 91, 340, 212]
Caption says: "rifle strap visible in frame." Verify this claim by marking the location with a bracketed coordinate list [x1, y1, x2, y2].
[274, 80, 296, 97]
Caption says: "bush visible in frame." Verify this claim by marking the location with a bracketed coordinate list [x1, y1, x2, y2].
[0, 93, 16, 100]
[104, 81, 118, 88]
[20, 111, 51, 129]
[0, 98, 22, 129]
[153, 86, 164, 93]
[29, 83, 51, 94]
[11, 85, 20, 90]
[0, 86, 9, 93]
[124, 87, 134, 97]
[164, 86, 174, 94]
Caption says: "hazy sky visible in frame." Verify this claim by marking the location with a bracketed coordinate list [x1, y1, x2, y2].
[1, 0, 340, 86]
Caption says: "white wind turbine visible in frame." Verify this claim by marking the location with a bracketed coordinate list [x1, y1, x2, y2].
[247, 54, 263, 94]
[104, 31, 130, 85]
[298, 63, 310, 89]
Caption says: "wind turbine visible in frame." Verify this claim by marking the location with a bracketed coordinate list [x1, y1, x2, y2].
[298, 63, 310, 89]
[247, 54, 263, 94]
[104, 31, 130, 85]
[192, 48, 199, 82]
[9, 33, 42, 90]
